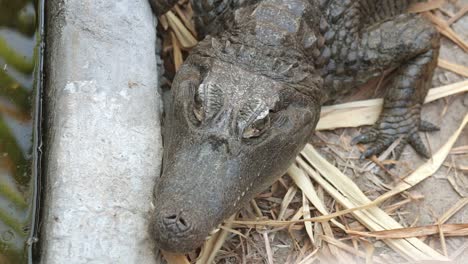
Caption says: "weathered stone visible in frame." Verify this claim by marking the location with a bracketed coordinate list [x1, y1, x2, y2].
[40, 0, 162, 263]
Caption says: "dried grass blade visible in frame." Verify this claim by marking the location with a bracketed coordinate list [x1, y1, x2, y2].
[159, 14, 169, 30]
[347, 224, 468, 239]
[197, 214, 236, 264]
[447, 5, 468, 25]
[173, 5, 197, 37]
[449, 145, 468, 155]
[364, 242, 375, 264]
[320, 221, 344, 261]
[317, 98, 382, 130]
[166, 11, 198, 49]
[263, 232, 274, 264]
[219, 225, 247, 238]
[424, 80, 468, 103]
[278, 186, 297, 220]
[439, 223, 448, 256]
[302, 193, 315, 244]
[287, 206, 304, 235]
[229, 201, 388, 227]
[438, 59, 468, 78]
[319, 235, 387, 264]
[437, 198, 468, 225]
[408, 0, 445, 13]
[288, 164, 346, 230]
[299, 146, 449, 261]
[449, 241, 468, 261]
[297, 248, 319, 264]
[170, 31, 184, 71]
[317, 80, 468, 130]
[422, 12, 468, 52]
[161, 251, 190, 264]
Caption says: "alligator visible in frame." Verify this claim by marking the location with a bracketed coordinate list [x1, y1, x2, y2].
[149, 0, 440, 253]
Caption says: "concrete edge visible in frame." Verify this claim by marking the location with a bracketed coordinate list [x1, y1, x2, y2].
[40, 0, 162, 262]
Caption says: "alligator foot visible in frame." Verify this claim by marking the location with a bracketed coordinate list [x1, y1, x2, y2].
[352, 113, 439, 160]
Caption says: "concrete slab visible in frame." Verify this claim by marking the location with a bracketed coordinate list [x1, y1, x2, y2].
[40, 0, 162, 263]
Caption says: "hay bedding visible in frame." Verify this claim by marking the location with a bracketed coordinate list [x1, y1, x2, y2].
[156, 1, 468, 263]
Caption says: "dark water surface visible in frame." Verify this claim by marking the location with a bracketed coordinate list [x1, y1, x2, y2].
[0, 0, 43, 263]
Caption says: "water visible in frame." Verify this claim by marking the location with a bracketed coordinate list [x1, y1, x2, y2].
[0, 0, 43, 263]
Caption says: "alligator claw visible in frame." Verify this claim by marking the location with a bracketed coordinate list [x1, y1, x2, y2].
[392, 142, 407, 161]
[351, 131, 377, 145]
[357, 131, 394, 159]
[354, 118, 436, 160]
[419, 120, 440, 132]
[408, 132, 430, 159]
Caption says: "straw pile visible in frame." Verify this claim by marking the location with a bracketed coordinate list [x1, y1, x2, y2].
[156, 1, 468, 263]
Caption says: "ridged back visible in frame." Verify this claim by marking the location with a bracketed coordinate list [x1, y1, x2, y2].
[359, 0, 422, 24]
[192, 0, 261, 37]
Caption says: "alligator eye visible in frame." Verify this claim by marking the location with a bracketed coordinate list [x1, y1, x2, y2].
[192, 83, 224, 123]
[193, 89, 205, 122]
[242, 114, 270, 138]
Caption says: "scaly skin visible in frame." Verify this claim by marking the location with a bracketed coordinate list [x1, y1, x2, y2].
[148, 0, 178, 16]
[149, 0, 440, 253]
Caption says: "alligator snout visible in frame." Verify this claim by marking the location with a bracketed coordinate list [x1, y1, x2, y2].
[152, 209, 199, 253]
[151, 142, 235, 253]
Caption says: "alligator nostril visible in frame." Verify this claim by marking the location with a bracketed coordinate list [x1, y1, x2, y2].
[164, 214, 178, 222]
[162, 213, 191, 234]
[176, 216, 189, 230]
[178, 217, 187, 227]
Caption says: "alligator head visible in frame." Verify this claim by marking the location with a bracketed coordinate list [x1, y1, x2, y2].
[152, 51, 321, 253]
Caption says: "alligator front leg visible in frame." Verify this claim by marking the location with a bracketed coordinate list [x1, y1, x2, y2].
[318, 10, 440, 160]
[351, 15, 440, 159]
